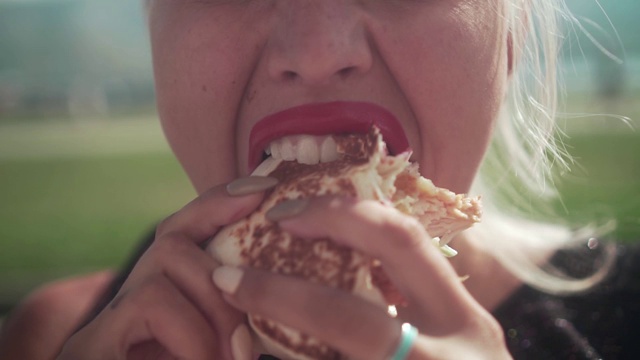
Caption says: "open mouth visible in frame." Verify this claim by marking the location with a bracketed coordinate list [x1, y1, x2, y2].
[248, 101, 410, 172]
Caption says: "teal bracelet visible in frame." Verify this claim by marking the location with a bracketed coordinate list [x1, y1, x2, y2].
[390, 323, 418, 360]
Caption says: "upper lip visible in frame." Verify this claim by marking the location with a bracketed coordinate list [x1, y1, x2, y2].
[247, 101, 410, 171]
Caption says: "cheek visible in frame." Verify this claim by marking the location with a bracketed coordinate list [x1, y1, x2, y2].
[375, 7, 508, 191]
[150, 8, 262, 193]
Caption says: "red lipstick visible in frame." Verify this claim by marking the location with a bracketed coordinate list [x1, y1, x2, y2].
[248, 101, 410, 170]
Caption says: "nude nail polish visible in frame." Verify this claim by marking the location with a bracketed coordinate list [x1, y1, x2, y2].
[226, 176, 278, 196]
[212, 266, 243, 294]
[265, 198, 309, 221]
[230, 324, 252, 360]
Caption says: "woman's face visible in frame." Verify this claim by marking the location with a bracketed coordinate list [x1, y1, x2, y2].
[148, 0, 510, 195]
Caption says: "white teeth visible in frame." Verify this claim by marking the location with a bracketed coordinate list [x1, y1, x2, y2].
[280, 140, 295, 161]
[297, 136, 320, 164]
[320, 137, 338, 163]
[266, 135, 339, 165]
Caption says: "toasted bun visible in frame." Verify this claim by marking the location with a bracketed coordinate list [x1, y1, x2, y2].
[207, 127, 481, 360]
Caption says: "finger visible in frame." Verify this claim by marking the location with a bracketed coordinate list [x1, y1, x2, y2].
[156, 176, 277, 242]
[116, 177, 275, 358]
[216, 264, 506, 360]
[270, 196, 475, 329]
[213, 266, 401, 360]
[122, 277, 217, 360]
[128, 234, 244, 359]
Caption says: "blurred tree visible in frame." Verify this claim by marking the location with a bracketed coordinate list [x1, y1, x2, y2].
[0, 0, 153, 120]
[0, 0, 83, 117]
[564, 0, 638, 96]
[0, 0, 638, 119]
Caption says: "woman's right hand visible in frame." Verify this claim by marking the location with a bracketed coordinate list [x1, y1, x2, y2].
[57, 176, 278, 360]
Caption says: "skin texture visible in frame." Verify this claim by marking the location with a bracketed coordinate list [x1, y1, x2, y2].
[0, 271, 114, 360]
[151, 0, 508, 195]
[2, 1, 518, 359]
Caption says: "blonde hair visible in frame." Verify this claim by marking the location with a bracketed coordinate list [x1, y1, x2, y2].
[469, 0, 616, 294]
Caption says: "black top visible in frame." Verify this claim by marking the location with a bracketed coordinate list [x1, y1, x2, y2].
[84, 231, 640, 359]
[493, 243, 640, 360]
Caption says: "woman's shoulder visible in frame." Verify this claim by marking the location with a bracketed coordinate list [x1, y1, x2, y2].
[493, 242, 640, 359]
[0, 271, 115, 360]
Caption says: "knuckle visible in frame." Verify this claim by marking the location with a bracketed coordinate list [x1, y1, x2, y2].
[462, 310, 505, 344]
[128, 275, 173, 309]
[155, 212, 178, 237]
[150, 232, 190, 262]
[380, 211, 426, 249]
[484, 316, 506, 343]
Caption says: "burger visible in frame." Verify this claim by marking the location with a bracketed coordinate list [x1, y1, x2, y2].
[207, 126, 481, 360]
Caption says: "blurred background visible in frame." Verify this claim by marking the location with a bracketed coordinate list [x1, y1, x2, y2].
[0, 0, 639, 315]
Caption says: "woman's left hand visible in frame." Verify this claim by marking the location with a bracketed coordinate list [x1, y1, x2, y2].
[212, 196, 512, 360]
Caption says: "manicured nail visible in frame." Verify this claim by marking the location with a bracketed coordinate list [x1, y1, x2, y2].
[212, 266, 244, 294]
[226, 176, 278, 196]
[230, 324, 252, 360]
[265, 198, 309, 222]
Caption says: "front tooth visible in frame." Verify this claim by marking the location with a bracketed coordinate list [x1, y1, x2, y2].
[320, 136, 338, 162]
[280, 138, 296, 161]
[297, 136, 320, 164]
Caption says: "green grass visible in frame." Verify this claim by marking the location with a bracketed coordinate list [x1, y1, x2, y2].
[552, 132, 640, 240]
[553, 95, 640, 240]
[0, 118, 196, 308]
[0, 152, 195, 307]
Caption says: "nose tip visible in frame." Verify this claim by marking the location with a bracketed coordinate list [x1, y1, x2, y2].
[266, 4, 372, 85]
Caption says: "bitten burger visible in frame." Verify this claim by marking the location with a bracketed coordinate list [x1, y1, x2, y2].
[207, 127, 481, 360]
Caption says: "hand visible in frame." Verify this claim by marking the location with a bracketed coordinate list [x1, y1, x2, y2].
[213, 196, 512, 360]
[58, 176, 278, 360]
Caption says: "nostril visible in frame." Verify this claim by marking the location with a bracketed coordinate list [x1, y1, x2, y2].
[338, 66, 356, 79]
[283, 70, 298, 81]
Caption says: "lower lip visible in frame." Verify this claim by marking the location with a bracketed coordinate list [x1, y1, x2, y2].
[248, 101, 410, 170]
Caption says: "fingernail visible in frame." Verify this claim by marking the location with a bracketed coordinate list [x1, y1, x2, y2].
[265, 198, 309, 222]
[212, 266, 243, 294]
[226, 176, 278, 197]
[231, 324, 252, 360]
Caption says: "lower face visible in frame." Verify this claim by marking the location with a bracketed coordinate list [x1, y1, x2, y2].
[148, 0, 509, 195]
